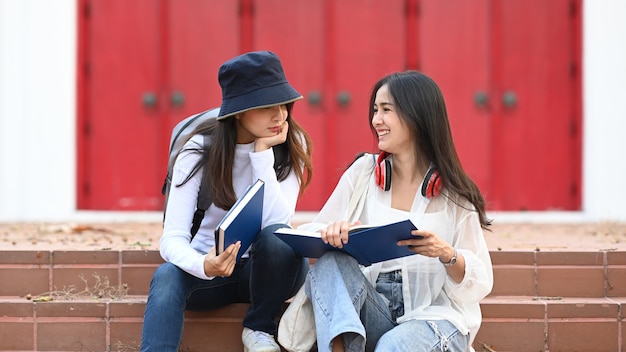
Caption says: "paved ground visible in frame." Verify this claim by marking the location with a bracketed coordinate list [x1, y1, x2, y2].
[1, 219, 625, 252]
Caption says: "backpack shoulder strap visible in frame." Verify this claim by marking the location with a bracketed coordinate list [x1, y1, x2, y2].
[190, 133, 212, 241]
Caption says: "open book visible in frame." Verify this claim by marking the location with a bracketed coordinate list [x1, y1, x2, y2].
[215, 179, 264, 262]
[274, 219, 419, 266]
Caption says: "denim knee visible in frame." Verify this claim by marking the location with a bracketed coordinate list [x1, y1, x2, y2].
[252, 223, 294, 258]
[375, 320, 468, 352]
[148, 263, 187, 303]
[152, 262, 184, 284]
[312, 251, 358, 274]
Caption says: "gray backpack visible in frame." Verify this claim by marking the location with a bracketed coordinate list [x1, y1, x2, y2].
[162, 107, 220, 240]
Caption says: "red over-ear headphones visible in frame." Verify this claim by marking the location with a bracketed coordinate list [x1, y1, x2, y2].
[375, 152, 443, 198]
[375, 152, 392, 192]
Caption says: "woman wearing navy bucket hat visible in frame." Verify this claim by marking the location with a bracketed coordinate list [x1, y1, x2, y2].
[141, 51, 313, 352]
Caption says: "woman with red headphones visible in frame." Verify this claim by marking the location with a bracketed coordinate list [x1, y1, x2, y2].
[286, 71, 493, 352]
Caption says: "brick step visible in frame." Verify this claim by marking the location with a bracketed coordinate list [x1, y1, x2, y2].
[477, 295, 625, 352]
[0, 296, 246, 351]
[489, 250, 626, 297]
[1, 295, 624, 352]
[0, 249, 625, 351]
[1, 250, 625, 298]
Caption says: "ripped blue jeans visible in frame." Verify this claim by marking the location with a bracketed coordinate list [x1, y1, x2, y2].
[305, 251, 469, 352]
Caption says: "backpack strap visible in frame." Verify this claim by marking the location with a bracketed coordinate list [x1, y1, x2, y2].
[190, 134, 213, 241]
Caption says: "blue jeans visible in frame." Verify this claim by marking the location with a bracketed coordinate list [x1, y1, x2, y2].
[140, 224, 309, 352]
[305, 251, 469, 352]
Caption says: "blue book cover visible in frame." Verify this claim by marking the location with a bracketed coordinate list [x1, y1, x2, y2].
[274, 219, 419, 266]
[215, 179, 264, 262]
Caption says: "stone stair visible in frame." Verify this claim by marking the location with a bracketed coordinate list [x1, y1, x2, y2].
[0, 248, 624, 352]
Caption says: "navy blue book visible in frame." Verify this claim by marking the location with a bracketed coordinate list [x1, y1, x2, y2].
[215, 179, 264, 262]
[274, 219, 419, 266]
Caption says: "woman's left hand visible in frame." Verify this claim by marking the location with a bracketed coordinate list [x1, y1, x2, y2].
[255, 120, 289, 151]
[397, 229, 455, 261]
[400, 229, 464, 282]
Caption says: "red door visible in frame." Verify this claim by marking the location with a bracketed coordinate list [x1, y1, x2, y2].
[78, 0, 238, 210]
[78, 0, 163, 210]
[418, 0, 581, 211]
[492, 0, 581, 210]
[165, 0, 240, 132]
[329, 0, 407, 189]
[418, 0, 493, 203]
[251, 0, 328, 210]
[78, 0, 581, 212]
[252, 0, 406, 210]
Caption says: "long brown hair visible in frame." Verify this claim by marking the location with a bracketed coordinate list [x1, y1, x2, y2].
[368, 71, 491, 230]
[179, 103, 313, 210]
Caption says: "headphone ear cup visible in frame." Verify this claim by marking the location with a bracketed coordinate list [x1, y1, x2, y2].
[375, 153, 392, 191]
[381, 159, 391, 191]
[421, 168, 443, 198]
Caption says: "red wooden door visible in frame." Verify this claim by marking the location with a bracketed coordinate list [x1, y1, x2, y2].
[166, 0, 240, 131]
[252, 0, 406, 210]
[418, 0, 493, 203]
[329, 0, 407, 188]
[79, 0, 163, 210]
[418, 0, 581, 211]
[252, 0, 328, 210]
[78, 0, 238, 210]
[78, 0, 581, 212]
[492, 0, 581, 210]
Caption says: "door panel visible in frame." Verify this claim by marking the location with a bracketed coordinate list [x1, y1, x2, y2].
[331, 0, 406, 187]
[164, 0, 240, 214]
[418, 0, 493, 201]
[495, 0, 580, 210]
[167, 0, 240, 127]
[254, 0, 406, 210]
[81, 0, 239, 210]
[419, 0, 580, 211]
[84, 0, 162, 209]
[253, 0, 327, 210]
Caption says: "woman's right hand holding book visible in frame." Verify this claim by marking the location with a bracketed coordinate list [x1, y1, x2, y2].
[320, 220, 362, 248]
[203, 241, 241, 278]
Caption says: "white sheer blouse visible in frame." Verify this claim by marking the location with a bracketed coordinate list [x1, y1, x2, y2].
[298, 154, 493, 349]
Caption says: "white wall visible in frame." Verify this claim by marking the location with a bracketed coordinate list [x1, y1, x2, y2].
[0, 0, 77, 221]
[1, 1, 625, 222]
[582, 0, 626, 221]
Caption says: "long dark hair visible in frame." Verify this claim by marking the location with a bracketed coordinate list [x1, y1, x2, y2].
[179, 102, 313, 210]
[368, 71, 491, 230]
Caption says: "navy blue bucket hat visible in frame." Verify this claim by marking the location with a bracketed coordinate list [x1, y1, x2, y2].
[217, 51, 303, 120]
